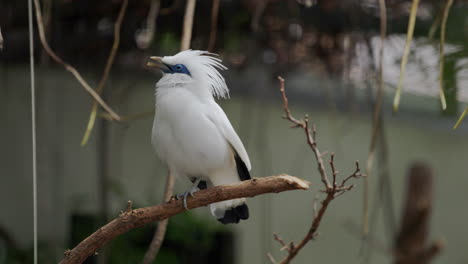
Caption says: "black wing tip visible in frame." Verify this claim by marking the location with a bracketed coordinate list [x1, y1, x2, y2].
[234, 153, 251, 181]
[197, 180, 208, 190]
[217, 204, 249, 224]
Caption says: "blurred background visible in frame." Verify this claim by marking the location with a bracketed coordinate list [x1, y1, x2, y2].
[1, 0, 468, 263]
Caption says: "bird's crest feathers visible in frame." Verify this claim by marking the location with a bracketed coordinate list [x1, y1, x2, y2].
[163, 50, 229, 99]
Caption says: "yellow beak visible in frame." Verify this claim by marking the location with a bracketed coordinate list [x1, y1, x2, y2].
[146, 56, 168, 70]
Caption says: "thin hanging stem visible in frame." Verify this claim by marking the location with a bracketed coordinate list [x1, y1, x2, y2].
[393, 0, 420, 112]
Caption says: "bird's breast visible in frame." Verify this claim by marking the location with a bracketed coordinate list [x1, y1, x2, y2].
[152, 91, 230, 175]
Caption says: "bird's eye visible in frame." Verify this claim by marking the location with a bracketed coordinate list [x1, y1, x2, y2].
[175, 65, 182, 71]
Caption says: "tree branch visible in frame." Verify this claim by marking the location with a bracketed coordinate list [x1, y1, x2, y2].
[363, 0, 387, 237]
[272, 77, 364, 264]
[135, 0, 160, 49]
[180, 0, 196, 50]
[278, 76, 332, 189]
[141, 172, 175, 264]
[207, 0, 220, 52]
[32, 0, 121, 121]
[394, 163, 443, 264]
[81, 0, 128, 146]
[59, 175, 310, 264]
[0, 25, 3, 51]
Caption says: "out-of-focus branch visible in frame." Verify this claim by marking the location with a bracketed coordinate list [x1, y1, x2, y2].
[269, 77, 363, 264]
[32, 0, 121, 121]
[81, 0, 128, 146]
[135, 0, 160, 49]
[437, 0, 453, 111]
[393, 0, 420, 112]
[453, 107, 468, 129]
[207, 0, 220, 52]
[141, 172, 175, 264]
[363, 0, 387, 237]
[251, 0, 269, 32]
[394, 163, 443, 264]
[428, 7, 442, 40]
[59, 175, 309, 264]
[180, 0, 196, 50]
[0, 24, 4, 50]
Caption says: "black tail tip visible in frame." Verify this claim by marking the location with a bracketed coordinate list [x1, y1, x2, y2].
[217, 204, 249, 224]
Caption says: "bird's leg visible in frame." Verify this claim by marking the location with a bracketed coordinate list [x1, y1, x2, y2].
[176, 177, 202, 210]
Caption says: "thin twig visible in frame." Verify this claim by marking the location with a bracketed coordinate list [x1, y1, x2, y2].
[59, 175, 310, 264]
[438, 0, 453, 111]
[0, 25, 4, 50]
[180, 0, 196, 50]
[207, 0, 220, 52]
[126, 201, 133, 212]
[393, 0, 420, 112]
[363, 0, 387, 237]
[453, 106, 468, 129]
[251, 0, 269, 32]
[81, 0, 128, 146]
[267, 252, 277, 264]
[341, 161, 363, 188]
[141, 172, 175, 264]
[273, 77, 363, 264]
[428, 7, 442, 40]
[136, 0, 160, 49]
[32, 0, 121, 121]
[278, 76, 331, 189]
[273, 233, 288, 251]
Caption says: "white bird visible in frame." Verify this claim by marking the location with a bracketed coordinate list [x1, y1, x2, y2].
[147, 50, 251, 224]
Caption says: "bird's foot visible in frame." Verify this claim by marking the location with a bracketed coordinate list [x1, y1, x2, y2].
[176, 185, 200, 210]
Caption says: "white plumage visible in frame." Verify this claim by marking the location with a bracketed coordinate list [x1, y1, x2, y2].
[148, 50, 251, 224]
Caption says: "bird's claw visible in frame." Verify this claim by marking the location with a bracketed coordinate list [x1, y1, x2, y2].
[176, 186, 200, 210]
[189, 187, 200, 197]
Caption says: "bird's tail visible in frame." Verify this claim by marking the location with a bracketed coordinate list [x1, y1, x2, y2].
[209, 198, 249, 224]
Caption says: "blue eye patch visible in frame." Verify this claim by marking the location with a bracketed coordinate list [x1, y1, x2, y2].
[162, 63, 191, 76]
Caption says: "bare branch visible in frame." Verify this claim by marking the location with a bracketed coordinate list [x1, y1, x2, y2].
[274, 76, 362, 264]
[141, 172, 175, 264]
[394, 163, 443, 264]
[32, 0, 121, 121]
[135, 0, 160, 49]
[81, 0, 128, 146]
[341, 161, 363, 187]
[437, 0, 453, 111]
[363, 0, 387, 237]
[180, 0, 196, 50]
[267, 252, 277, 264]
[126, 200, 133, 212]
[0, 25, 3, 50]
[273, 233, 289, 252]
[278, 76, 331, 189]
[58, 175, 310, 264]
[207, 0, 220, 52]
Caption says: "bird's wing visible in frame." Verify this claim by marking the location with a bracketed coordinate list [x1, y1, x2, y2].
[206, 102, 251, 171]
